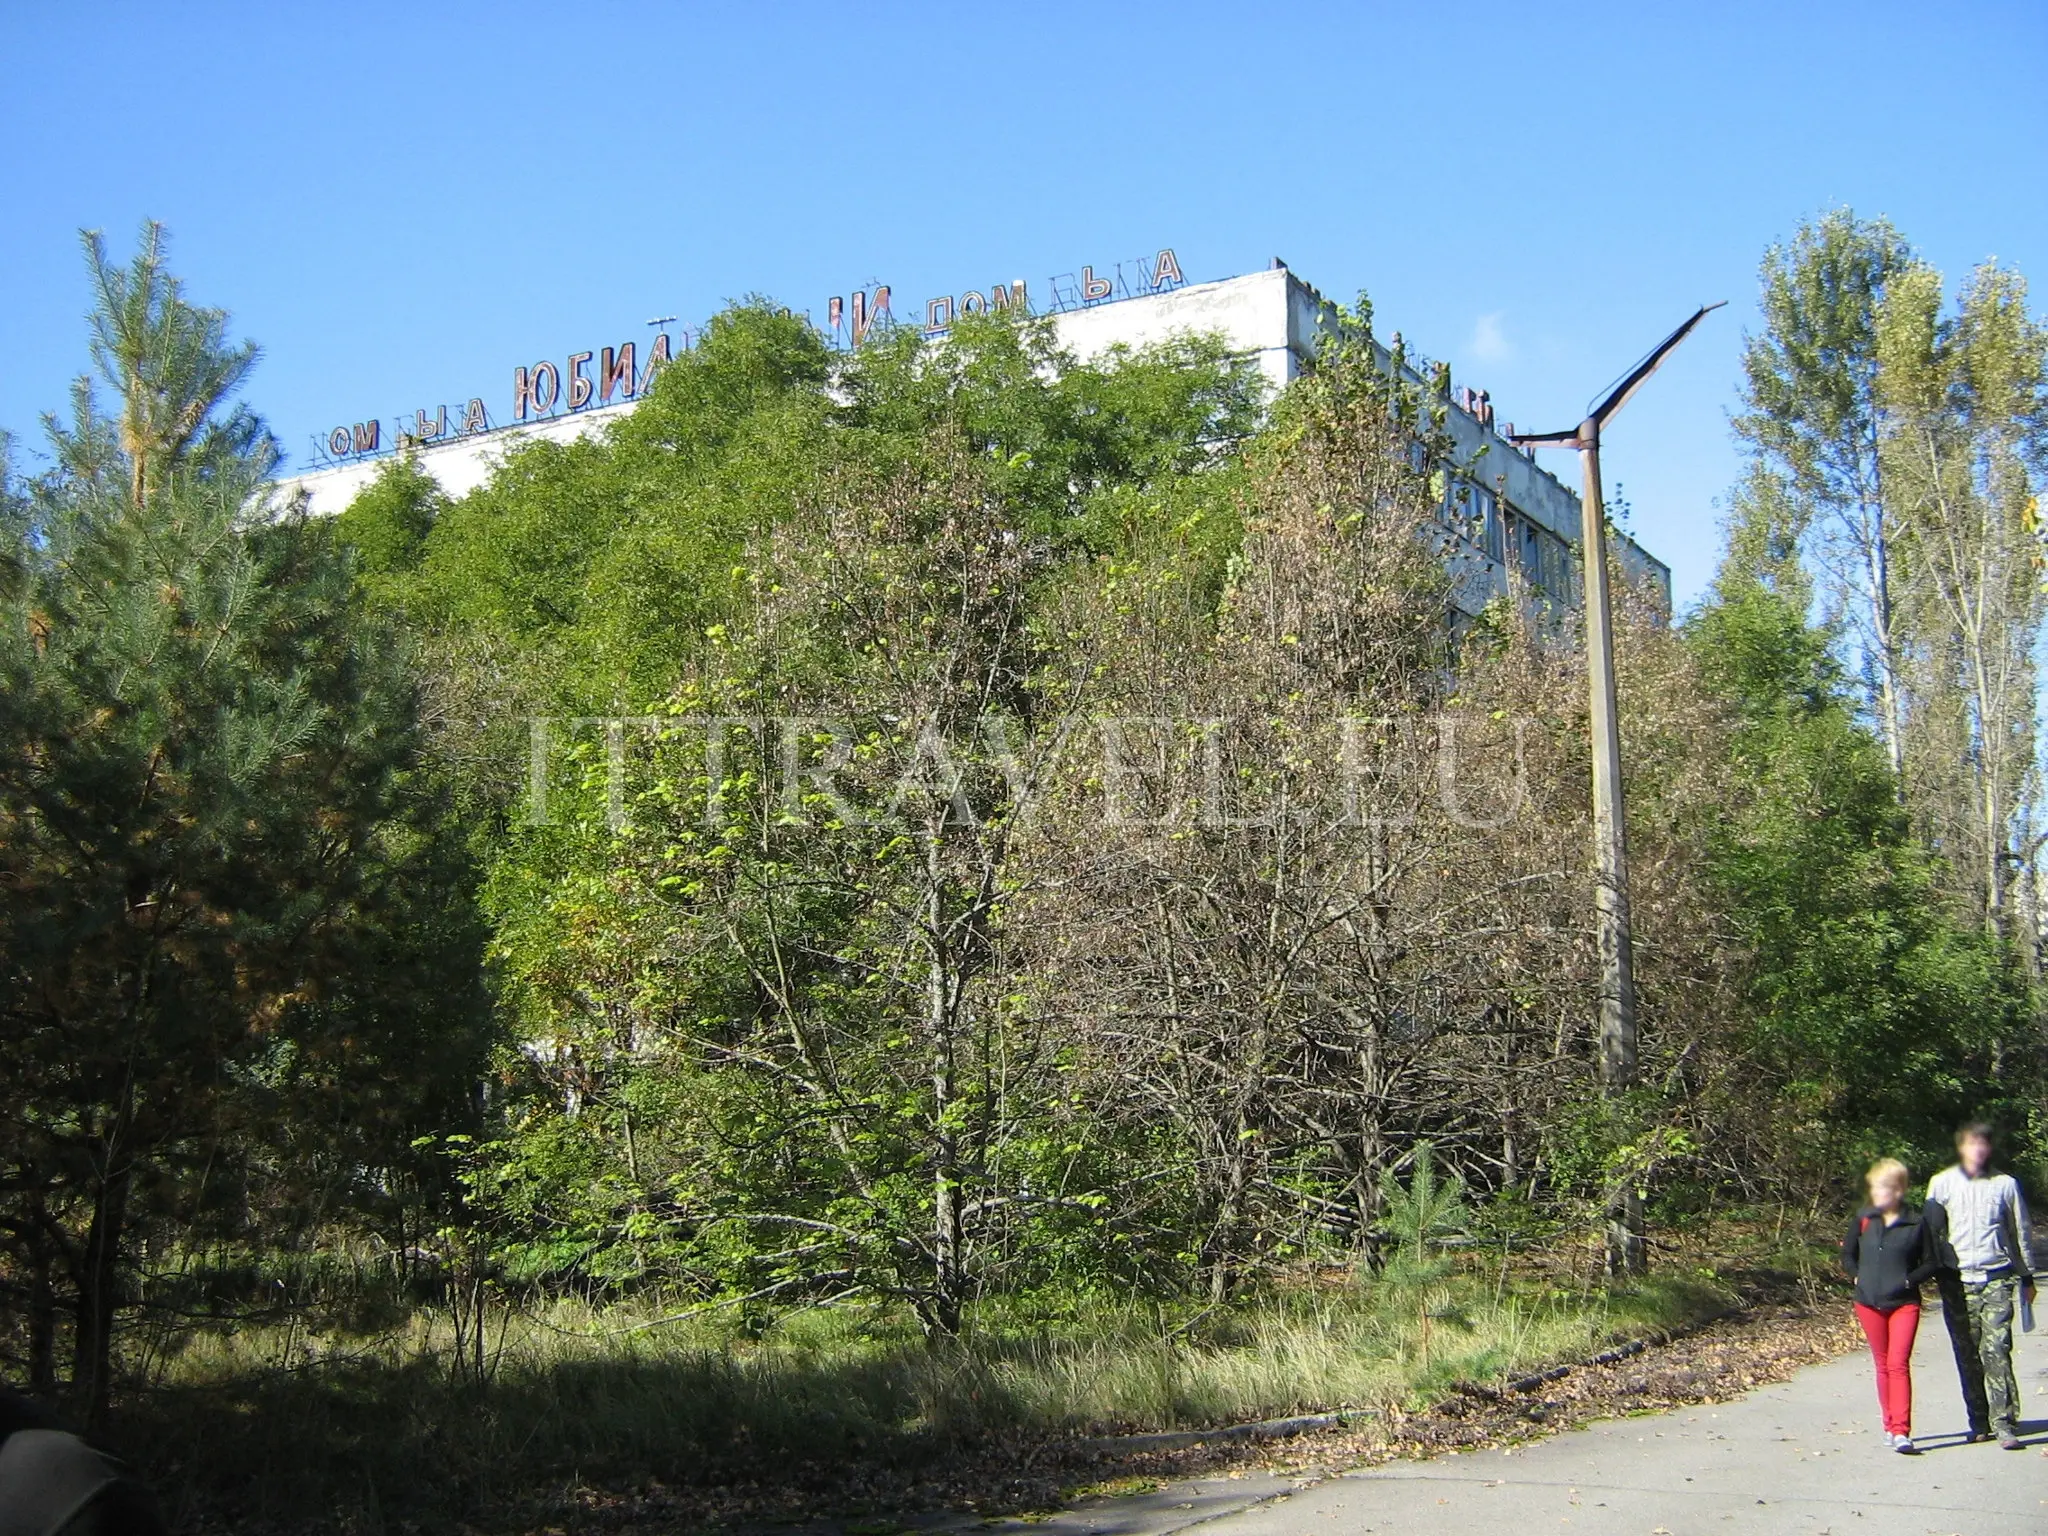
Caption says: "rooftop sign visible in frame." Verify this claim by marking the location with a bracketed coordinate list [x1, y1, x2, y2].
[312, 247, 1186, 470]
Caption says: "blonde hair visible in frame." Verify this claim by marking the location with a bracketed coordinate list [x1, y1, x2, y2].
[1866, 1157, 1910, 1195]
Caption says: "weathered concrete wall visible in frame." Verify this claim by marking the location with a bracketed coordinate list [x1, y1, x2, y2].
[279, 398, 636, 516]
[1053, 266, 1300, 395]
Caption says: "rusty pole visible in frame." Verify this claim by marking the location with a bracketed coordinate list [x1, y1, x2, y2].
[1510, 302, 1722, 1278]
[1576, 412, 1643, 1274]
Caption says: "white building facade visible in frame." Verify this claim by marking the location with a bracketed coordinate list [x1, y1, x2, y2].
[279, 262, 1669, 619]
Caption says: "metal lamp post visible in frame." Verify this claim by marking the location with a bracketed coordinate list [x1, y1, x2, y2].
[1508, 301, 1723, 1277]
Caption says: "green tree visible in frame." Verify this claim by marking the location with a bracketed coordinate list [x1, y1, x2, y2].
[0, 224, 491, 1421]
[425, 304, 1265, 1321]
[1688, 512, 2012, 1179]
[1730, 211, 2046, 1151]
[1876, 259, 2048, 937]
[332, 449, 442, 589]
[1735, 210, 1917, 773]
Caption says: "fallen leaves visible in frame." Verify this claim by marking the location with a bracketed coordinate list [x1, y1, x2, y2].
[455, 1299, 1860, 1533]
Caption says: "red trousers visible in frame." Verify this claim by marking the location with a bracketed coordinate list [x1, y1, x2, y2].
[1855, 1301, 1920, 1435]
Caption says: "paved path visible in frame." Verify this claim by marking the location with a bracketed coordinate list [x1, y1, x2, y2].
[984, 1302, 2047, 1536]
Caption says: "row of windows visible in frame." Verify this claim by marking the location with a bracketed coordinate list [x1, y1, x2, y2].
[1438, 476, 1576, 603]
[1511, 509, 1577, 600]
[1444, 478, 1503, 564]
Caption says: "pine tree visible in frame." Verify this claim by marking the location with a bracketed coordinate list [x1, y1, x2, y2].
[0, 224, 489, 1423]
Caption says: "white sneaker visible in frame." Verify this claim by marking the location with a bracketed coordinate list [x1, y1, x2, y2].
[1893, 1435, 1918, 1454]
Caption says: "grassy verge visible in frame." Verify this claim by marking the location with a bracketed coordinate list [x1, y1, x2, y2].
[106, 1223, 1822, 1532]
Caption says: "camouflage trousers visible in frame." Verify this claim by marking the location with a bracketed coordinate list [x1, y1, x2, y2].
[1937, 1272, 2019, 1435]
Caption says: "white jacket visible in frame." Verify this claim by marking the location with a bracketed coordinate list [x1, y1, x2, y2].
[1925, 1166, 2037, 1283]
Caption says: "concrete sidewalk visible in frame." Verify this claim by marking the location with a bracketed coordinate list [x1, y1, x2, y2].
[977, 1301, 2046, 1536]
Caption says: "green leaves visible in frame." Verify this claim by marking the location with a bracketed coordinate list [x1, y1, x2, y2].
[1688, 577, 2013, 1170]
[74, 220, 270, 507]
[333, 452, 441, 587]
[1, 224, 494, 1413]
[1718, 207, 2047, 1181]
[1735, 209, 1914, 515]
[376, 297, 1269, 1315]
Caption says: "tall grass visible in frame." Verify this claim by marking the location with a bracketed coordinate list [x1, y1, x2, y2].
[115, 1263, 1730, 1531]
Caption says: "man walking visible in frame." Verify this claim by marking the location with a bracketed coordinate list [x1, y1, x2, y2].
[1924, 1122, 2037, 1450]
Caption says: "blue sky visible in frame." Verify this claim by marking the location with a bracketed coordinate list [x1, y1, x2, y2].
[3, 2, 2043, 609]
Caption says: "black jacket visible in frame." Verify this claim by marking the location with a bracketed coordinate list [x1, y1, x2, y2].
[1841, 1205, 1940, 1309]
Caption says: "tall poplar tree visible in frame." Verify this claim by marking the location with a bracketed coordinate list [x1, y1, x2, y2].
[1877, 260, 2048, 939]
[1735, 211, 1916, 775]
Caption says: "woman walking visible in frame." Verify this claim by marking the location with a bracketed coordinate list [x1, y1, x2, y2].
[1842, 1157, 1939, 1453]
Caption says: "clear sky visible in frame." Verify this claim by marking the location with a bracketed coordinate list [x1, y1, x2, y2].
[3, 2, 2043, 609]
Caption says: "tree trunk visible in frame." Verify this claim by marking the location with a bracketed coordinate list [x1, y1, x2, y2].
[71, 1156, 132, 1430]
[1866, 508, 1906, 785]
[1206, 1142, 1249, 1306]
[925, 838, 964, 1337]
[1983, 766, 2007, 936]
[1353, 1011, 1386, 1254]
[27, 1214, 59, 1394]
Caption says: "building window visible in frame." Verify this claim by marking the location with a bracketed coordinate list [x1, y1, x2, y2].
[1539, 526, 1576, 602]
[1476, 484, 1503, 563]
[1513, 509, 1542, 584]
[1504, 505, 1579, 606]
[1444, 478, 1503, 564]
